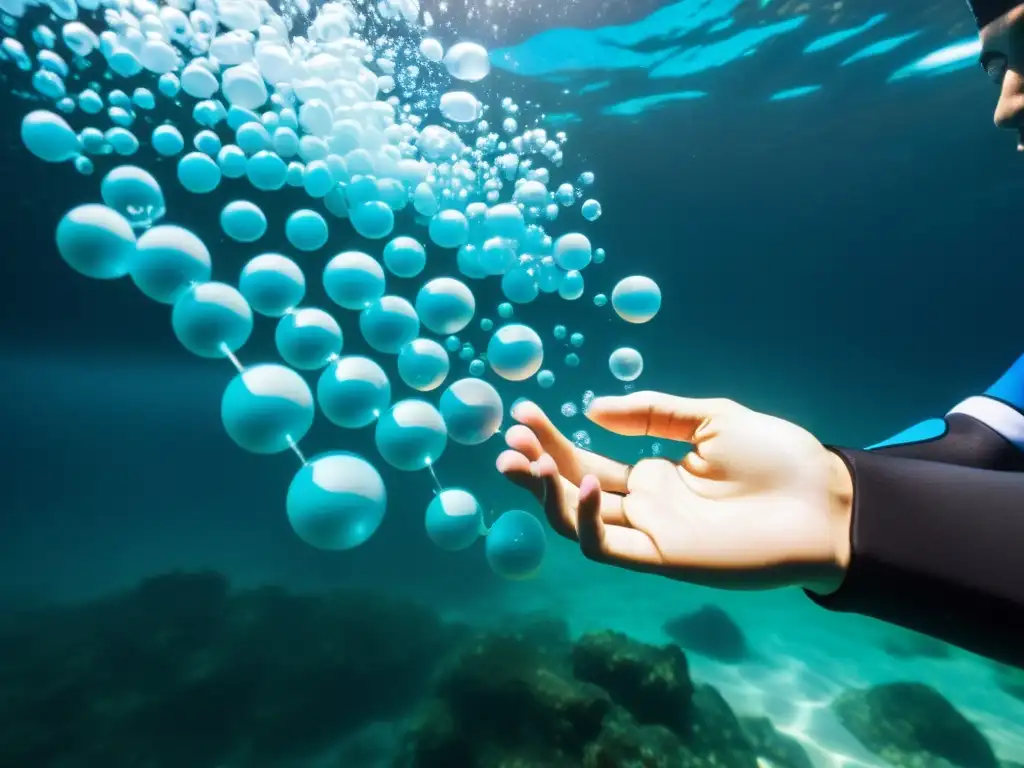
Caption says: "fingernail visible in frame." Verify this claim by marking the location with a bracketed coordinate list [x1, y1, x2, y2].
[512, 399, 532, 420]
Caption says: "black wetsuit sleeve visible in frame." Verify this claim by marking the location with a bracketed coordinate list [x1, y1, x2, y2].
[869, 411, 1024, 471]
[807, 448, 1024, 668]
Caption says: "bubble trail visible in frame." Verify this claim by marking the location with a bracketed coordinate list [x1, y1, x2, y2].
[427, 462, 444, 494]
[286, 435, 308, 466]
[219, 343, 245, 374]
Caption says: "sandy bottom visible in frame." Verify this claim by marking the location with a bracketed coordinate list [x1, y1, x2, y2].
[444, 538, 1024, 768]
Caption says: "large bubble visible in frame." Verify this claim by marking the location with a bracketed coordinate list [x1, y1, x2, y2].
[152, 125, 185, 157]
[439, 91, 482, 123]
[480, 237, 516, 276]
[100, 165, 166, 229]
[246, 150, 288, 191]
[487, 324, 544, 382]
[350, 200, 395, 239]
[276, 307, 343, 370]
[131, 225, 212, 304]
[444, 41, 491, 82]
[218, 145, 247, 177]
[439, 378, 503, 446]
[428, 210, 470, 249]
[21, 109, 79, 162]
[220, 200, 267, 243]
[398, 338, 450, 392]
[55, 203, 136, 280]
[222, 63, 268, 110]
[323, 250, 386, 311]
[383, 236, 426, 278]
[501, 267, 539, 304]
[317, 355, 391, 429]
[612, 276, 662, 324]
[239, 253, 305, 317]
[286, 452, 386, 551]
[609, 347, 644, 382]
[553, 233, 592, 271]
[360, 295, 420, 354]
[485, 203, 525, 241]
[486, 509, 547, 580]
[285, 209, 329, 252]
[172, 281, 254, 358]
[375, 399, 447, 471]
[177, 151, 222, 194]
[420, 37, 443, 62]
[425, 489, 482, 552]
[221, 364, 315, 454]
[415, 277, 475, 335]
[559, 270, 585, 301]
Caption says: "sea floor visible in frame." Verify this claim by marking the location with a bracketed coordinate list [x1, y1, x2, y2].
[443, 536, 1024, 768]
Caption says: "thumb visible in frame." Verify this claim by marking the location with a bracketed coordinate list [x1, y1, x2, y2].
[586, 391, 739, 443]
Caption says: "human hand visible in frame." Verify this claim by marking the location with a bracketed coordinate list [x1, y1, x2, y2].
[496, 392, 854, 594]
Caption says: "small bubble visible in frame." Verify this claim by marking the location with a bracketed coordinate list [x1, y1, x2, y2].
[572, 430, 591, 448]
[651, 442, 662, 456]
[561, 401, 578, 418]
[582, 390, 595, 411]
[624, 383, 636, 392]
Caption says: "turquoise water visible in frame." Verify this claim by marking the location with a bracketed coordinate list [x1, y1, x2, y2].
[1, 0, 1022, 766]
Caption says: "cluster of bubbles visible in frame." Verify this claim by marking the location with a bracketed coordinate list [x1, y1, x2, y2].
[7, 0, 665, 580]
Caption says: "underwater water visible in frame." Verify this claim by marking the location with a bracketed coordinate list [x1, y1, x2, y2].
[1, 0, 1023, 765]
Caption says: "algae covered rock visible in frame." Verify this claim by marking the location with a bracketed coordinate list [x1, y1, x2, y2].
[683, 684, 760, 768]
[396, 617, 812, 768]
[0, 571, 462, 768]
[395, 622, 612, 768]
[833, 681, 998, 768]
[572, 629, 694, 731]
[582, 709, 695, 768]
[740, 716, 814, 768]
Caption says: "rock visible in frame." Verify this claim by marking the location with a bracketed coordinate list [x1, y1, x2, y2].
[583, 709, 695, 768]
[684, 685, 760, 768]
[0, 571, 462, 768]
[880, 629, 952, 660]
[662, 605, 750, 663]
[832, 682, 998, 768]
[739, 716, 813, 768]
[395, 622, 612, 768]
[397, 618, 765, 768]
[572, 630, 694, 731]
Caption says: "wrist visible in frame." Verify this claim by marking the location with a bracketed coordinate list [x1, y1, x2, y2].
[803, 449, 854, 595]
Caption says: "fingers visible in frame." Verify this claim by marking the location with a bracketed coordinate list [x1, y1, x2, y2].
[586, 391, 739, 443]
[495, 449, 543, 500]
[576, 474, 665, 568]
[510, 402, 631, 493]
[497, 451, 628, 537]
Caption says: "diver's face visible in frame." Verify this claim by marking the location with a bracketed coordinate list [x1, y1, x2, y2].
[979, 3, 1024, 151]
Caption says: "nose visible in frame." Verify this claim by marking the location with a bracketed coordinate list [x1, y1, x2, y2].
[993, 69, 1024, 131]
